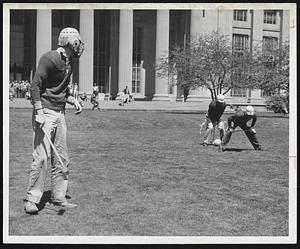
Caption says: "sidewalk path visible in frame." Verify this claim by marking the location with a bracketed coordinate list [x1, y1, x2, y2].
[8, 98, 269, 114]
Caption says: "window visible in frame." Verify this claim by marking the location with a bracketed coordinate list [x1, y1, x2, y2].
[132, 26, 143, 93]
[52, 10, 80, 85]
[132, 65, 140, 94]
[52, 10, 80, 50]
[264, 10, 277, 24]
[231, 88, 247, 97]
[262, 36, 278, 67]
[231, 35, 249, 95]
[260, 89, 273, 98]
[232, 34, 249, 53]
[233, 10, 247, 21]
[263, 36, 278, 52]
[10, 10, 36, 81]
[93, 10, 111, 93]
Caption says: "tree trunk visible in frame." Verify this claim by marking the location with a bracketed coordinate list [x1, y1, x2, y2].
[223, 88, 231, 95]
[183, 86, 189, 102]
[209, 88, 214, 100]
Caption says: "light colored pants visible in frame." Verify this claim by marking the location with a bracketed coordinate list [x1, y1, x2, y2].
[203, 120, 225, 143]
[26, 108, 69, 204]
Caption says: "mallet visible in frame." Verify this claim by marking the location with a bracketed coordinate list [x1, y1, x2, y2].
[41, 127, 69, 180]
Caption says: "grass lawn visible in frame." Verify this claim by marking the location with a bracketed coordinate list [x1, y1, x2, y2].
[8, 109, 289, 236]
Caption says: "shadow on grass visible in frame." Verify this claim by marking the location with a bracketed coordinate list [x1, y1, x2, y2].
[36, 190, 52, 211]
[36, 191, 66, 215]
[223, 148, 254, 152]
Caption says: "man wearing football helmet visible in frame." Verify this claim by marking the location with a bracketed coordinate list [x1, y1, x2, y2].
[24, 27, 84, 214]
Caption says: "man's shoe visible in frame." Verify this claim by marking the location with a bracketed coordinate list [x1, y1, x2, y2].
[202, 142, 208, 147]
[24, 201, 39, 214]
[255, 147, 263, 151]
[53, 201, 78, 209]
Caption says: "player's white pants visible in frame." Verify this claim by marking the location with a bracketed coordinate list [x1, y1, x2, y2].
[26, 108, 69, 204]
[203, 120, 225, 143]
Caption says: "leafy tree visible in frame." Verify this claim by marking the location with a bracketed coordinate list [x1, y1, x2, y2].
[156, 31, 289, 103]
[253, 42, 289, 96]
[156, 31, 258, 100]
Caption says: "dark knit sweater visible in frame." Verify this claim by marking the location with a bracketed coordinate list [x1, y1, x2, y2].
[228, 108, 257, 129]
[207, 100, 227, 123]
[30, 50, 73, 111]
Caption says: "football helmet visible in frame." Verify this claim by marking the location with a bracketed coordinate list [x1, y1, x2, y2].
[58, 27, 84, 57]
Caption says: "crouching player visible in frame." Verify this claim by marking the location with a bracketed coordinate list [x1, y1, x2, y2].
[202, 94, 227, 145]
[219, 105, 263, 151]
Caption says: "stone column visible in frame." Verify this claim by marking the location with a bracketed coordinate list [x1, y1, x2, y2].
[252, 10, 264, 49]
[36, 10, 51, 67]
[281, 10, 290, 43]
[190, 10, 202, 35]
[251, 10, 264, 101]
[152, 10, 170, 101]
[79, 10, 94, 94]
[118, 10, 133, 93]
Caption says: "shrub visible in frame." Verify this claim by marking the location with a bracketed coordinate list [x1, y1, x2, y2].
[265, 94, 289, 114]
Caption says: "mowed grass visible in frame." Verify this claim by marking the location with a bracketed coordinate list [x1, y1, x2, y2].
[8, 109, 289, 236]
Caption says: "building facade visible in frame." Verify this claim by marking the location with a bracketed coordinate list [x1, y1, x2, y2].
[9, 9, 290, 102]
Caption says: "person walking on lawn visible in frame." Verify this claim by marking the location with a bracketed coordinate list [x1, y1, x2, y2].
[24, 27, 84, 214]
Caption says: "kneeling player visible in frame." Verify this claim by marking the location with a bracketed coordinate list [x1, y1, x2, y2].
[219, 105, 263, 151]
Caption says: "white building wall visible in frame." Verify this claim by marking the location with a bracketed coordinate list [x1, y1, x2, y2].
[281, 10, 290, 43]
[188, 9, 234, 102]
[79, 10, 94, 94]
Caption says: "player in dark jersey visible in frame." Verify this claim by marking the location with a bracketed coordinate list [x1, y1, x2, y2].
[219, 105, 263, 151]
[24, 27, 84, 214]
[202, 94, 227, 145]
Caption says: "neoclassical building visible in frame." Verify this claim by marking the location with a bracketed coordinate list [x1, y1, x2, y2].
[9, 9, 290, 102]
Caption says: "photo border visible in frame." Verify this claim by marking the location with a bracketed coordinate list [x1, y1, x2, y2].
[2, 2, 297, 244]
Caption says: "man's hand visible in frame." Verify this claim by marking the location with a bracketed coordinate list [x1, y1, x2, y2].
[74, 99, 82, 115]
[208, 122, 214, 129]
[228, 127, 234, 133]
[35, 109, 45, 128]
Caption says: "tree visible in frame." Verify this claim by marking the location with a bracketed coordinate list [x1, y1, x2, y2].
[252, 42, 289, 96]
[252, 42, 289, 114]
[155, 31, 258, 100]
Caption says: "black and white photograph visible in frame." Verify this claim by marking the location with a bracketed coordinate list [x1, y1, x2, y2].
[2, 2, 297, 244]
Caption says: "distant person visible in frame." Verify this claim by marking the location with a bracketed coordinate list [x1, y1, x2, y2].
[73, 82, 79, 99]
[219, 105, 263, 151]
[9, 84, 14, 101]
[15, 81, 20, 98]
[93, 84, 99, 94]
[25, 91, 31, 100]
[91, 91, 100, 111]
[123, 85, 131, 103]
[21, 81, 27, 98]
